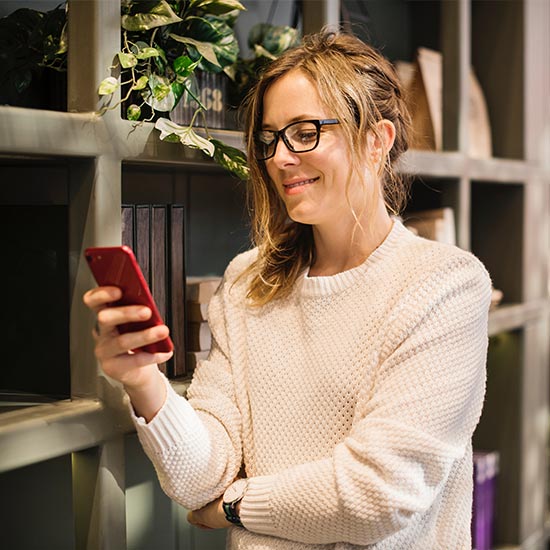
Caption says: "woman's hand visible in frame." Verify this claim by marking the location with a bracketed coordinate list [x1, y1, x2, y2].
[187, 497, 232, 530]
[83, 285, 173, 420]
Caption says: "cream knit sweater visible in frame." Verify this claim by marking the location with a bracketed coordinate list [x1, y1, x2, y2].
[132, 220, 492, 550]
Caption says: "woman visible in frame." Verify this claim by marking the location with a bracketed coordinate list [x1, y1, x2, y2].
[84, 31, 491, 549]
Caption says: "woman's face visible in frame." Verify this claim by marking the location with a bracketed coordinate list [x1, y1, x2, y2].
[261, 69, 373, 228]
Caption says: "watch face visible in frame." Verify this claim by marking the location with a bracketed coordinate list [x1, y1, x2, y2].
[224, 478, 248, 504]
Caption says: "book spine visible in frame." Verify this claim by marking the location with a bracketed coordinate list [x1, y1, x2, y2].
[169, 204, 187, 377]
[151, 205, 168, 375]
[121, 204, 135, 250]
[135, 205, 151, 286]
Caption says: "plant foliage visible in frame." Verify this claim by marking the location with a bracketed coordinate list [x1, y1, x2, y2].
[98, 0, 249, 179]
[0, 5, 67, 105]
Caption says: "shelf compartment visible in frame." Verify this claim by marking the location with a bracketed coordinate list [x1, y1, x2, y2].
[474, 329, 523, 546]
[0, 453, 75, 549]
[471, 181, 524, 304]
[472, 1, 524, 160]
[0, 200, 70, 404]
[122, 164, 251, 277]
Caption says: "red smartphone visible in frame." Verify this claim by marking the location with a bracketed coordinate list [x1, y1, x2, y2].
[84, 245, 174, 354]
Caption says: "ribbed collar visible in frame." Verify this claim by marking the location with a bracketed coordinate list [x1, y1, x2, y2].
[300, 219, 412, 298]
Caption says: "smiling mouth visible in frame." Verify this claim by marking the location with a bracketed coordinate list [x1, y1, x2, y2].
[283, 177, 320, 190]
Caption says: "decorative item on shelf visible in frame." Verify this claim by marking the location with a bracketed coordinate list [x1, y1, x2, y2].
[97, 0, 249, 180]
[170, 70, 227, 129]
[394, 47, 492, 158]
[472, 451, 499, 550]
[0, 4, 67, 109]
[403, 207, 456, 245]
[490, 288, 503, 310]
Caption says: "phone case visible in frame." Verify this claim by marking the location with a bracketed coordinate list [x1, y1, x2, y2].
[85, 246, 174, 354]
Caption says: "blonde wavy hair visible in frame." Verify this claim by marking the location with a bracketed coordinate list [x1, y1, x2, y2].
[240, 30, 412, 306]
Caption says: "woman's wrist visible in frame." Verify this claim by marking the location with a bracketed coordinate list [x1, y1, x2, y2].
[125, 366, 167, 422]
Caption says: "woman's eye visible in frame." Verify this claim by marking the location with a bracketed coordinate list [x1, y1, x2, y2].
[298, 131, 317, 143]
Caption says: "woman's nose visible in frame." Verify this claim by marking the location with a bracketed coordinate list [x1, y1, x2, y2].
[271, 137, 300, 167]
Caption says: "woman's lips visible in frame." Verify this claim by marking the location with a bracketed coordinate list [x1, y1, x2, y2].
[283, 176, 320, 194]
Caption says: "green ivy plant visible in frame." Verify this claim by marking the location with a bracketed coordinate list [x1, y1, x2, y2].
[98, 0, 249, 180]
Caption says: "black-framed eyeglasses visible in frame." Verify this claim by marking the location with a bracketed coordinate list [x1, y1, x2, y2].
[254, 119, 340, 161]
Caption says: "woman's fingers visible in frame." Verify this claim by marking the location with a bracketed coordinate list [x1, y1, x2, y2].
[96, 304, 152, 329]
[83, 286, 122, 312]
[95, 324, 171, 360]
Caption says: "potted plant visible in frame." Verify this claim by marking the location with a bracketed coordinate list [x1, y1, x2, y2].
[98, 0, 249, 179]
[0, 4, 67, 110]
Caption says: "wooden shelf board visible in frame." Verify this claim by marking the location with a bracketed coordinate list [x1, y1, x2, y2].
[0, 378, 190, 474]
[1, 107, 542, 184]
[0, 398, 125, 473]
[468, 157, 531, 183]
[398, 149, 465, 179]
[0, 106, 244, 166]
[488, 300, 547, 336]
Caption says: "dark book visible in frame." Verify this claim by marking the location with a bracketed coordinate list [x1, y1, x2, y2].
[135, 205, 151, 286]
[151, 205, 168, 374]
[121, 204, 135, 249]
[169, 204, 187, 377]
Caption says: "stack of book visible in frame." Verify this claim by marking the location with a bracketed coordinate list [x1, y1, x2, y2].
[121, 204, 187, 378]
[403, 207, 456, 246]
[472, 451, 499, 550]
[186, 276, 222, 371]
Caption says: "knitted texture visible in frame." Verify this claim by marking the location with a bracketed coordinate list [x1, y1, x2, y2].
[132, 220, 492, 549]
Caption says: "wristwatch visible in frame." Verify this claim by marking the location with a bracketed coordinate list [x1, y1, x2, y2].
[223, 478, 248, 527]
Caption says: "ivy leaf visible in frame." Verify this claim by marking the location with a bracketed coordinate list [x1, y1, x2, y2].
[132, 75, 149, 90]
[142, 74, 183, 111]
[211, 139, 249, 180]
[253, 44, 276, 60]
[184, 16, 240, 72]
[122, 1, 182, 31]
[127, 104, 141, 121]
[98, 76, 119, 95]
[189, 0, 246, 15]
[169, 34, 220, 67]
[118, 52, 138, 68]
[155, 118, 216, 157]
[173, 55, 201, 78]
[136, 47, 160, 59]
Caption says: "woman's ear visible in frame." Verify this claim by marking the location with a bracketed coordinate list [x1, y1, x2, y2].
[368, 119, 396, 162]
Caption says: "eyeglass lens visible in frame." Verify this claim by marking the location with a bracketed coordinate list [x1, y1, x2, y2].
[256, 120, 320, 160]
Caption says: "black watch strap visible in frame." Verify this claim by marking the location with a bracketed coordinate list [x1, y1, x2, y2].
[223, 501, 243, 527]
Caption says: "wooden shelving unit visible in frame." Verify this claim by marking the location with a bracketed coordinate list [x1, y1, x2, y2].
[0, 1, 548, 549]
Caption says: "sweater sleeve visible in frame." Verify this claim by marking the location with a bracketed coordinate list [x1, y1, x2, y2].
[130, 273, 244, 511]
[239, 254, 492, 545]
